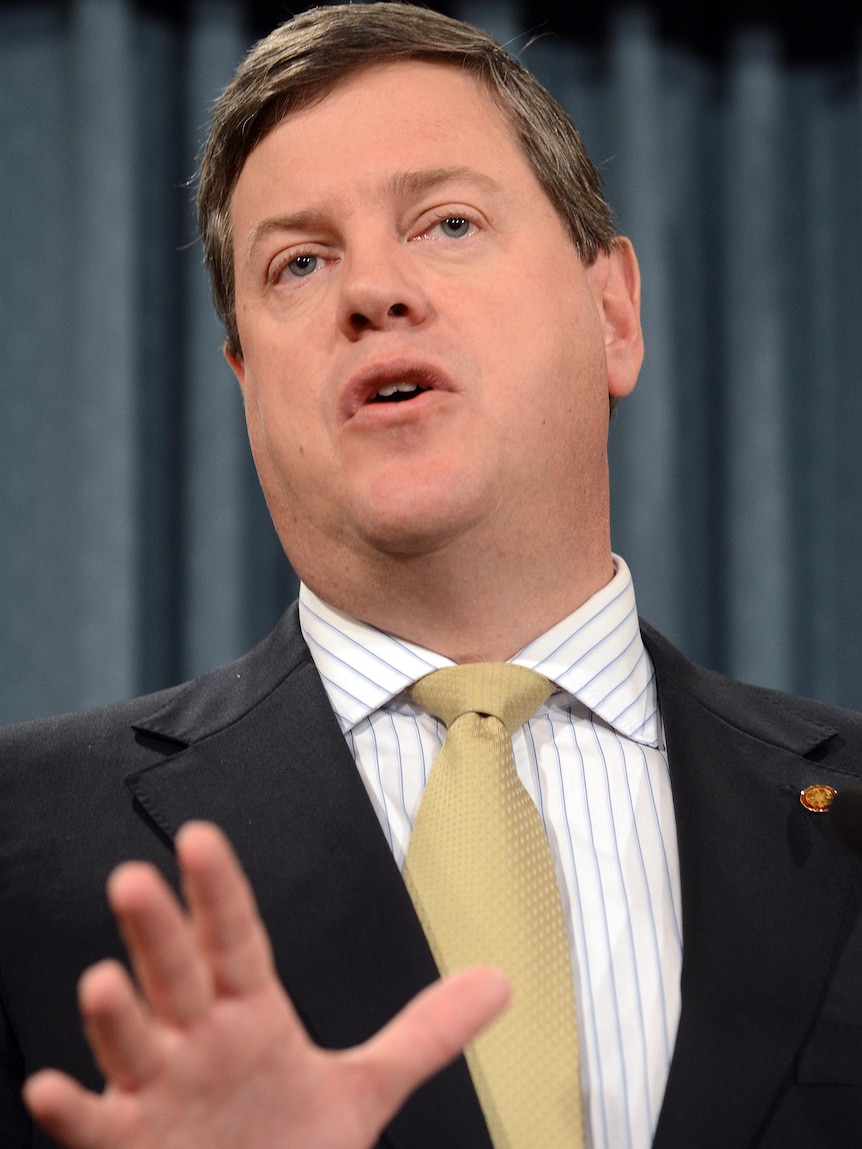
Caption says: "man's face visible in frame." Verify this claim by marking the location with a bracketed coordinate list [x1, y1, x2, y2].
[227, 61, 640, 590]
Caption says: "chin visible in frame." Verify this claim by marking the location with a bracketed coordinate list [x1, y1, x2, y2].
[355, 520, 463, 558]
[353, 503, 485, 558]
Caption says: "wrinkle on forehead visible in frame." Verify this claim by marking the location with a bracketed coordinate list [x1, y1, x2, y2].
[242, 164, 505, 265]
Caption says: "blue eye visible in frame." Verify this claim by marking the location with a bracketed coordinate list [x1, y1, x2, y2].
[287, 254, 319, 277]
[438, 217, 472, 238]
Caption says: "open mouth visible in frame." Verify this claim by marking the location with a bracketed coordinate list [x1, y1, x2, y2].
[345, 362, 448, 418]
[367, 382, 431, 404]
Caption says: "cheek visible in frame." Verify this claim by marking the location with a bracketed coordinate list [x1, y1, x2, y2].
[241, 364, 308, 483]
[249, 393, 354, 550]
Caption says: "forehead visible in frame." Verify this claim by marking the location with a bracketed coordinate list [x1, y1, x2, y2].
[276, 57, 518, 146]
[232, 60, 535, 213]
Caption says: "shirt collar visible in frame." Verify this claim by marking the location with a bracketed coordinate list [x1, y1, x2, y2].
[298, 555, 659, 747]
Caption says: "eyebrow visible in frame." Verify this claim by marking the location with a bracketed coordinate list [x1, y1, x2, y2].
[388, 165, 502, 198]
[244, 166, 502, 264]
[244, 209, 330, 267]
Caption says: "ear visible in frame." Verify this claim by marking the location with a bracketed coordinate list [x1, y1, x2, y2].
[224, 344, 246, 389]
[586, 236, 643, 399]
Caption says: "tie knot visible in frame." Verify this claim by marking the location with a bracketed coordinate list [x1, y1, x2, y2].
[408, 663, 554, 733]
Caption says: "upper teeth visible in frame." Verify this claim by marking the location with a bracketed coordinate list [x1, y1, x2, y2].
[376, 382, 420, 397]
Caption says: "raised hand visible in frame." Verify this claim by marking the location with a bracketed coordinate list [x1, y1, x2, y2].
[24, 821, 510, 1149]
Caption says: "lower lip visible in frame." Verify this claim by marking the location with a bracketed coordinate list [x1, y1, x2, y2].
[349, 389, 448, 427]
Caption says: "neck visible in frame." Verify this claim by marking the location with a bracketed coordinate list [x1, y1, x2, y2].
[297, 522, 615, 664]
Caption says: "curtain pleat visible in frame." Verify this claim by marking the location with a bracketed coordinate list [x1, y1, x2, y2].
[2, 1, 861, 720]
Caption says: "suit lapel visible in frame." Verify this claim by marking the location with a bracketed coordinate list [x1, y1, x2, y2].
[126, 608, 493, 1149]
[643, 625, 861, 1148]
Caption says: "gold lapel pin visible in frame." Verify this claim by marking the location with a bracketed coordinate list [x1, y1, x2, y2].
[800, 784, 837, 812]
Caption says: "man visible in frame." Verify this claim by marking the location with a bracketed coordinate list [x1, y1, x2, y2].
[4, 4, 862, 1148]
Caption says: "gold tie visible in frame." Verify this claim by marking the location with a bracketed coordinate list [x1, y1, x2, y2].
[403, 663, 584, 1149]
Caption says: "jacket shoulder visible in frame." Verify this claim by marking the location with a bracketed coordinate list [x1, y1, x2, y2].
[0, 604, 308, 763]
[641, 618, 862, 758]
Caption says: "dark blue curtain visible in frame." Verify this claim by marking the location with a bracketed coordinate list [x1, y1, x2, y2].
[3, 0, 862, 721]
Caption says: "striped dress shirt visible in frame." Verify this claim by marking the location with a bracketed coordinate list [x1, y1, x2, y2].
[298, 556, 682, 1149]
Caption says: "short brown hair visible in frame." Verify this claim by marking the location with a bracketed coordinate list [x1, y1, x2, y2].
[197, 1, 617, 357]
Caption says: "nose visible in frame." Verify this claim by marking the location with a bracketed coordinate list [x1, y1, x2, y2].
[337, 244, 430, 338]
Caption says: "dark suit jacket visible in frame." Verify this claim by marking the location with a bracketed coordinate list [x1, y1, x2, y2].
[1, 607, 862, 1148]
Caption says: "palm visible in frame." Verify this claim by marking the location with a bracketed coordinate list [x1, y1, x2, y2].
[24, 823, 509, 1149]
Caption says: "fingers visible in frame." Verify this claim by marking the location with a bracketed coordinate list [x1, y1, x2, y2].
[359, 965, 511, 1114]
[176, 822, 277, 996]
[107, 860, 212, 1026]
[77, 960, 162, 1090]
[105, 821, 275, 1028]
[23, 1069, 108, 1149]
